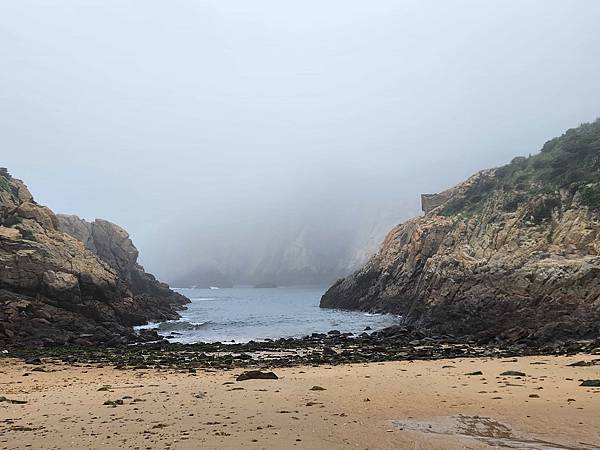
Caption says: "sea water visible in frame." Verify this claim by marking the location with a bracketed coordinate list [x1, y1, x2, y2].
[138, 286, 398, 343]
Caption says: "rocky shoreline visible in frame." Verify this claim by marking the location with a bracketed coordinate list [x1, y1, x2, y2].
[4, 324, 600, 371]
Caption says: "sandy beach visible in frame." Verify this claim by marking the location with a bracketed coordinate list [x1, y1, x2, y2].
[1, 354, 599, 449]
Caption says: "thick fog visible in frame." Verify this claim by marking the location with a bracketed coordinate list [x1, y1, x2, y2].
[2, 1, 600, 285]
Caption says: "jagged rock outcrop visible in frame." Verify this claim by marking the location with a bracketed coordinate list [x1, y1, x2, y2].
[57, 215, 188, 310]
[0, 169, 189, 346]
[321, 120, 600, 343]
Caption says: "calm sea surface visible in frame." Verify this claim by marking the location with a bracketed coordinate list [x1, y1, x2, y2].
[139, 286, 398, 343]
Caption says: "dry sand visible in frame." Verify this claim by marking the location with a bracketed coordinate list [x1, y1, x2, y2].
[1, 354, 599, 449]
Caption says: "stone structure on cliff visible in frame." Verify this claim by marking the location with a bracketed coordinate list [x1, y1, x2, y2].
[0, 170, 188, 346]
[321, 120, 600, 343]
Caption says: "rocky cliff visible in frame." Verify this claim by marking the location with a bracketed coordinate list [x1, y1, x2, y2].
[0, 169, 188, 346]
[57, 214, 188, 310]
[321, 120, 600, 343]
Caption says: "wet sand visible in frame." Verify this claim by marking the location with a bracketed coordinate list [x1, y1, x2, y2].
[1, 354, 599, 449]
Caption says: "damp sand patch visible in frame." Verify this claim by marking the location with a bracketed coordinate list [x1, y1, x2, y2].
[391, 415, 600, 450]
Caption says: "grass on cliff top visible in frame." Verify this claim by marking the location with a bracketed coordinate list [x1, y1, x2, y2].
[0, 175, 11, 193]
[440, 118, 600, 216]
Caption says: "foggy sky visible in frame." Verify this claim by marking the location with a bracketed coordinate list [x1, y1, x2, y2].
[1, 1, 600, 281]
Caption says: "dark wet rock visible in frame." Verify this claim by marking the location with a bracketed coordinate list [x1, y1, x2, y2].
[322, 346, 337, 356]
[4, 322, 600, 371]
[236, 370, 278, 381]
[500, 371, 527, 377]
[465, 371, 483, 376]
[310, 385, 326, 391]
[0, 396, 27, 404]
[568, 360, 600, 367]
[579, 380, 600, 387]
[138, 329, 162, 342]
[24, 357, 42, 365]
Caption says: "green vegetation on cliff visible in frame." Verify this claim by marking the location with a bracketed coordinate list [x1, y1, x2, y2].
[0, 175, 11, 193]
[440, 119, 600, 216]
